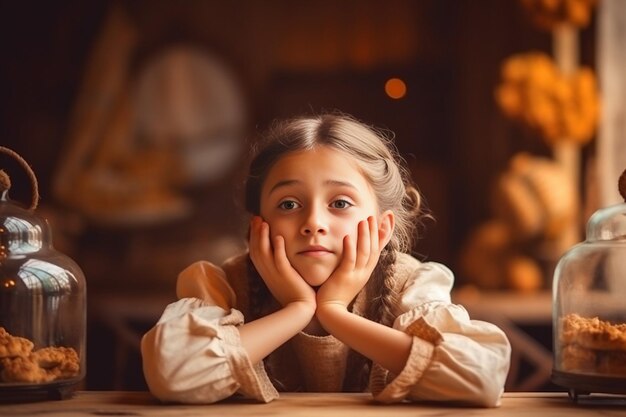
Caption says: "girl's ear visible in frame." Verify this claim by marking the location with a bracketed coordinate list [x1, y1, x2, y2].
[378, 210, 395, 249]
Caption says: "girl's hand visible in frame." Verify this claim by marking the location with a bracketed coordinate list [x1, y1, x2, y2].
[316, 216, 381, 310]
[249, 216, 316, 311]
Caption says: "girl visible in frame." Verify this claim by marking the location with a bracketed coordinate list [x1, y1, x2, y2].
[141, 113, 511, 407]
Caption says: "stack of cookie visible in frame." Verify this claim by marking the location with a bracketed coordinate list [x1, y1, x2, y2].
[559, 313, 626, 376]
[0, 327, 80, 384]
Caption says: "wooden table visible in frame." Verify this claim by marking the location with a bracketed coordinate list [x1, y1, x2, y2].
[1, 391, 625, 416]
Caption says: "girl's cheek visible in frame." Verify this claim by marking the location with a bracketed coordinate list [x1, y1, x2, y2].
[267, 220, 286, 239]
[339, 222, 359, 240]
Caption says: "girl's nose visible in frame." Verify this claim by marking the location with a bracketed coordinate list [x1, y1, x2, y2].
[300, 208, 328, 235]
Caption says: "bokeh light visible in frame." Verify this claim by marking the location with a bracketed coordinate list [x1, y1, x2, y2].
[385, 77, 407, 99]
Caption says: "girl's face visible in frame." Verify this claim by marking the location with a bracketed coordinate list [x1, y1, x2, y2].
[259, 146, 382, 287]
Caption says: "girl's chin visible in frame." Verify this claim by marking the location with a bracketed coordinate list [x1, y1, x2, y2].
[295, 267, 333, 287]
[303, 276, 330, 287]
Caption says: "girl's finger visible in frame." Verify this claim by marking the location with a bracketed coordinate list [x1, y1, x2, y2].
[355, 218, 371, 269]
[370, 215, 379, 254]
[258, 221, 272, 256]
[273, 235, 291, 272]
[250, 219, 276, 276]
[367, 215, 381, 269]
[340, 233, 356, 271]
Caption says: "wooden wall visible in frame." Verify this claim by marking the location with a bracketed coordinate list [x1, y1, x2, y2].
[0, 0, 597, 285]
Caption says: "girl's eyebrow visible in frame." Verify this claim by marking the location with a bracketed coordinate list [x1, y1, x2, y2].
[325, 179, 358, 190]
[268, 179, 358, 195]
[268, 179, 300, 195]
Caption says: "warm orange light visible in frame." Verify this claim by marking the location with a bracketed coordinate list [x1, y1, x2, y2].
[385, 78, 406, 99]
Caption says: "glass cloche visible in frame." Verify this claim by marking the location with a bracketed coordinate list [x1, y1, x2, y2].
[552, 169, 626, 399]
[0, 147, 86, 400]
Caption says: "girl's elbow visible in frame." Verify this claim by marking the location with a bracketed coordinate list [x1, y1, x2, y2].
[477, 381, 505, 407]
[472, 358, 510, 407]
[450, 352, 509, 407]
[143, 362, 238, 404]
[140, 334, 237, 404]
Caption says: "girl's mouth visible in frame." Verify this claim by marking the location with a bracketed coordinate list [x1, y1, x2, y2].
[298, 246, 332, 256]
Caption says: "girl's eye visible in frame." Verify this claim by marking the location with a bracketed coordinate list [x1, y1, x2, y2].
[278, 200, 300, 210]
[331, 199, 353, 210]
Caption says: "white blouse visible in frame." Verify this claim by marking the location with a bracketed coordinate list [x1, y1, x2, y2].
[141, 252, 511, 406]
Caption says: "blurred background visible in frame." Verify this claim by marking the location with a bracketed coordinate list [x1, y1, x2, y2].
[1, 0, 622, 392]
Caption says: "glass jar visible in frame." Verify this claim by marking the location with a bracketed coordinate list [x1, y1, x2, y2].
[0, 148, 86, 400]
[552, 171, 626, 399]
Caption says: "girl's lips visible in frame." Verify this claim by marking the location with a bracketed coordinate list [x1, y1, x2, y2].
[298, 246, 332, 256]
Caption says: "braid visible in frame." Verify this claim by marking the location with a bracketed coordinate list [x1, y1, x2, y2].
[365, 248, 397, 326]
[342, 247, 397, 391]
[381, 251, 399, 325]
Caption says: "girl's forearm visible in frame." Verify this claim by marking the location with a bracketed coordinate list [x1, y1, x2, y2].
[238, 301, 315, 365]
[316, 304, 412, 375]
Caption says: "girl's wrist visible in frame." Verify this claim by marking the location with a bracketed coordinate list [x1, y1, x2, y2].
[315, 302, 349, 323]
[285, 299, 317, 319]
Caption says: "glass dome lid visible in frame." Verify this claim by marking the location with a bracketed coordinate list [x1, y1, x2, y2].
[586, 202, 626, 242]
[0, 146, 87, 401]
[551, 168, 626, 400]
[586, 169, 626, 242]
[0, 189, 50, 256]
[0, 148, 48, 256]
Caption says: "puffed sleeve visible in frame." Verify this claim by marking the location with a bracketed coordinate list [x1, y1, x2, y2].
[370, 255, 511, 407]
[140, 261, 279, 404]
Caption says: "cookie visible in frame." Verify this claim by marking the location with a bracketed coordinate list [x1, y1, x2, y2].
[560, 314, 626, 351]
[0, 327, 34, 358]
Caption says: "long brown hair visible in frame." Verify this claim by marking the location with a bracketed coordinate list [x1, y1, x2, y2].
[243, 113, 424, 390]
